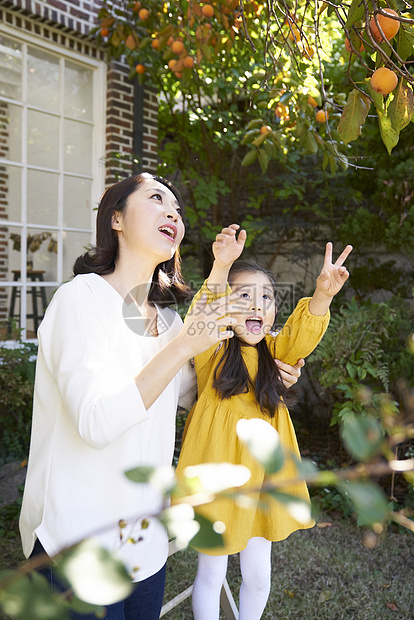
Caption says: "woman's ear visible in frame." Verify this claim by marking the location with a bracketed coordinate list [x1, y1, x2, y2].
[111, 211, 122, 231]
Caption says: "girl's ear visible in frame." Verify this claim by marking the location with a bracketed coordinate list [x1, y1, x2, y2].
[111, 211, 122, 231]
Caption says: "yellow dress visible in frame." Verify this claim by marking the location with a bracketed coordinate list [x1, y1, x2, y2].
[176, 282, 330, 555]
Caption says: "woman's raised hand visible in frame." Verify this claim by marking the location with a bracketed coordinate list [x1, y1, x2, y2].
[316, 242, 353, 298]
[212, 224, 247, 269]
[181, 293, 240, 357]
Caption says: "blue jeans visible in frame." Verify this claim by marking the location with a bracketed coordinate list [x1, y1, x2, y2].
[30, 538, 166, 619]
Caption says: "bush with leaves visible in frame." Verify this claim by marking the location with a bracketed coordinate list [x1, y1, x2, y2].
[306, 296, 414, 428]
[0, 341, 37, 464]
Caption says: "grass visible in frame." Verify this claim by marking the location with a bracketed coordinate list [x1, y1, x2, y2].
[1, 508, 414, 619]
[163, 519, 414, 620]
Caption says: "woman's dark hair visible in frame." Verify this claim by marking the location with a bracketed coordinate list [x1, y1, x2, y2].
[73, 172, 191, 305]
[213, 259, 295, 417]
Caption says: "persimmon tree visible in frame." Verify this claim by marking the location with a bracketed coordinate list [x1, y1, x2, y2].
[95, 0, 414, 173]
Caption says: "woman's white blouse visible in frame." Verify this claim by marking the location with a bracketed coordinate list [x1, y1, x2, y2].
[19, 273, 195, 582]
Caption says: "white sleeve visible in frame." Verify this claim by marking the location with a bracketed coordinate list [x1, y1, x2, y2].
[38, 278, 149, 449]
[165, 310, 196, 411]
[178, 360, 196, 411]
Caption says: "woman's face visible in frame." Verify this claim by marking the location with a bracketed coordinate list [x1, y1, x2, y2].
[113, 177, 185, 262]
[229, 270, 277, 345]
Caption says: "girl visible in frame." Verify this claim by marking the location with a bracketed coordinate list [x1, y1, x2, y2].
[176, 224, 352, 620]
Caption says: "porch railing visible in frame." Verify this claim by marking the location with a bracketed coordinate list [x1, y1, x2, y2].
[160, 540, 239, 619]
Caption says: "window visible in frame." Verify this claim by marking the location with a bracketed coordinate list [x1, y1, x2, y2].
[0, 29, 105, 339]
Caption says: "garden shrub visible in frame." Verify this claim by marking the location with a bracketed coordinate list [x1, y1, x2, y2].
[306, 296, 414, 427]
[0, 340, 37, 464]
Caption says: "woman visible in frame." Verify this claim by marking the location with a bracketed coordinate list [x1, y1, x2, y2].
[19, 173, 303, 619]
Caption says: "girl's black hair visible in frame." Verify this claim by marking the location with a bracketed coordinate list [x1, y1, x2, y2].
[213, 259, 295, 417]
[73, 172, 191, 305]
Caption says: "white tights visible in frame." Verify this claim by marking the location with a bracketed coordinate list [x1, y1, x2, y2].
[192, 537, 272, 620]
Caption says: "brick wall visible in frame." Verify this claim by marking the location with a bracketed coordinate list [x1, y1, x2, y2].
[0, 0, 159, 179]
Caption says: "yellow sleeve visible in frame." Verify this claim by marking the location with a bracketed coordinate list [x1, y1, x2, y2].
[187, 280, 231, 374]
[186, 279, 232, 316]
[268, 297, 330, 366]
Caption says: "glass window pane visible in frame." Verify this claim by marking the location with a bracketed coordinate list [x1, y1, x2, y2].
[27, 46, 59, 113]
[64, 119, 92, 174]
[63, 176, 93, 228]
[0, 223, 56, 339]
[63, 231, 92, 281]
[27, 169, 58, 226]
[26, 227, 58, 281]
[64, 60, 93, 121]
[0, 164, 22, 223]
[1, 102, 22, 163]
[27, 109, 59, 169]
[0, 35, 22, 101]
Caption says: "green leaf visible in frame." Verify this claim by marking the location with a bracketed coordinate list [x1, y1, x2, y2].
[367, 81, 384, 111]
[397, 26, 414, 62]
[125, 465, 155, 483]
[339, 481, 389, 526]
[257, 147, 270, 173]
[241, 149, 258, 167]
[241, 129, 260, 145]
[388, 80, 414, 133]
[58, 539, 133, 605]
[368, 80, 400, 154]
[125, 465, 175, 494]
[190, 513, 225, 549]
[345, 0, 365, 29]
[377, 109, 400, 155]
[267, 131, 282, 148]
[341, 413, 384, 461]
[0, 571, 70, 620]
[201, 44, 212, 61]
[304, 131, 318, 154]
[236, 418, 285, 474]
[346, 361, 357, 379]
[338, 89, 371, 144]
[291, 455, 319, 479]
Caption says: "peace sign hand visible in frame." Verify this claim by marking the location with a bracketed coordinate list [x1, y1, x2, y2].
[316, 242, 353, 298]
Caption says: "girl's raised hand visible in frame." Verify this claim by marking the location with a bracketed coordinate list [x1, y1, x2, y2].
[212, 224, 247, 269]
[316, 242, 353, 298]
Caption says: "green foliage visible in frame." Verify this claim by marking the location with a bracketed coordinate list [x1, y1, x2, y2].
[341, 413, 384, 461]
[0, 341, 37, 464]
[0, 491, 23, 540]
[311, 486, 353, 519]
[0, 570, 71, 620]
[94, 0, 414, 170]
[308, 296, 413, 427]
[339, 481, 390, 527]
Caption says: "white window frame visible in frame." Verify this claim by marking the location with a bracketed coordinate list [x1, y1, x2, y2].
[0, 23, 106, 341]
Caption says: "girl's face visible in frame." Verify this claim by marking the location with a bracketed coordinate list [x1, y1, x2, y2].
[112, 177, 185, 263]
[229, 270, 277, 345]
